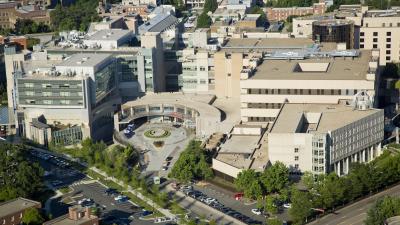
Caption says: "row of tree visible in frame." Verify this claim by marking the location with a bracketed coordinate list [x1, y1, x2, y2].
[169, 140, 213, 182]
[290, 149, 400, 224]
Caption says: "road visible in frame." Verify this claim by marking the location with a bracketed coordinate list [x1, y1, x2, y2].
[309, 184, 400, 225]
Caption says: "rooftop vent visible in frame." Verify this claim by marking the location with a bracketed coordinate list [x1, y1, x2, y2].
[294, 62, 330, 72]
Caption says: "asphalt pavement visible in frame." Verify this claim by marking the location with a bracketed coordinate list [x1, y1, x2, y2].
[308, 183, 400, 225]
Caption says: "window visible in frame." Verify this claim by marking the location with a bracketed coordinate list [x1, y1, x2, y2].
[387, 44, 391, 48]
[43, 100, 52, 105]
[43, 92, 52, 96]
[382, 23, 385, 27]
[295, 156, 299, 161]
[386, 50, 391, 54]
[360, 38, 364, 42]
[360, 44, 364, 48]
[294, 164, 299, 169]
[386, 56, 391, 61]
[60, 92, 70, 97]
[24, 83, 34, 88]
[387, 32, 392, 36]
[25, 91, 34, 96]
[60, 100, 70, 105]
[373, 32, 378, 36]
[373, 38, 378, 42]
[387, 38, 391, 42]
[294, 148, 299, 153]
[42, 83, 51, 88]
[360, 32, 364, 36]
[373, 44, 378, 48]
[366, 23, 369, 27]
[390, 23, 393, 27]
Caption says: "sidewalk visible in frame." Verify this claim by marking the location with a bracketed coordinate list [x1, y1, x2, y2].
[90, 167, 176, 218]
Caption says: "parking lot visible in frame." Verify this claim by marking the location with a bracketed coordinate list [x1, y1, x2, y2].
[177, 185, 262, 225]
[29, 149, 172, 225]
[194, 183, 290, 223]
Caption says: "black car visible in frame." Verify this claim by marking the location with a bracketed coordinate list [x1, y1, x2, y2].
[104, 188, 118, 196]
[165, 156, 173, 161]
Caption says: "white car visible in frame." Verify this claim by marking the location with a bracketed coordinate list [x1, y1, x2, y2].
[114, 195, 126, 201]
[283, 203, 292, 209]
[251, 208, 262, 215]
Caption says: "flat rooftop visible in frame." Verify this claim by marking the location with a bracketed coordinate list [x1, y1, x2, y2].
[44, 215, 95, 225]
[57, 53, 111, 67]
[271, 103, 381, 133]
[215, 153, 253, 169]
[251, 50, 372, 80]
[223, 38, 314, 50]
[86, 29, 131, 41]
[219, 134, 261, 154]
[0, 198, 40, 218]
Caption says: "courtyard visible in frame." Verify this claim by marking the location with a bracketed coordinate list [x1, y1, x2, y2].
[119, 122, 195, 175]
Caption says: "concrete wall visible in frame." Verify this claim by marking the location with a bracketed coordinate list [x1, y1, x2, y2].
[268, 132, 314, 172]
[212, 158, 243, 178]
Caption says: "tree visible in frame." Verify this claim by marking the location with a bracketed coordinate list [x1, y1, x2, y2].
[365, 196, 400, 225]
[248, 5, 266, 27]
[235, 169, 263, 199]
[21, 208, 44, 225]
[289, 188, 313, 225]
[265, 195, 278, 215]
[267, 218, 283, 225]
[203, 0, 218, 13]
[0, 144, 44, 202]
[169, 140, 213, 182]
[261, 161, 289, 194]
[196, 13, 212, 28]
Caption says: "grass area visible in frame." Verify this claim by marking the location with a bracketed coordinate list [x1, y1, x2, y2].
[59, 187, 72, 194]
[144, 129, 171, 138]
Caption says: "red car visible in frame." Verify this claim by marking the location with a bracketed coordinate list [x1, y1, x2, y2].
[234, 193, 244, 200]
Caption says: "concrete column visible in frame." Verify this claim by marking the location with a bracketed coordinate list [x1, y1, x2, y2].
[337, 161, 342, 176]
[370, 147, 374, 161]
[362, 149, 366, 162]
[130, 107, 134, 116]
[345, 157, 350, 174]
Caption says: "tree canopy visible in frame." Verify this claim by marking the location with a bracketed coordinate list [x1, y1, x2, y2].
[21, 207, 44, 225]
[169, 140, 213, 183]
[196, 13, 212, 28]
[0, 143, 44, 202]
[14, 19, 50, 35]
[203, 0, 218, 13]
[365, 196, 400, 225]
[50, 0, 101, 31]
[234, 161, 290, 199]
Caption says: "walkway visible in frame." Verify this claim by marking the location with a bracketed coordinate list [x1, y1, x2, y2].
[90, 167, 176, 218]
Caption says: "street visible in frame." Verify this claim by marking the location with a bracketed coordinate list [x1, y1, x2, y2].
[309, 183, 400, 225]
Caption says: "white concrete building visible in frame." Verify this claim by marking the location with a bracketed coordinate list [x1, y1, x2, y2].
[268, 100, 384, 175]
[83, 29, 132, 50]
[239, 48, 380, 123]
[180, 49, 212, 93]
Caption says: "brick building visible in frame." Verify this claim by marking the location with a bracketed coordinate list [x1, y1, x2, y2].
[43, 205, 99, 225]
[0, 198, 41, 225]
[0, 2, 51, 30]
[266, 2, 326, 21]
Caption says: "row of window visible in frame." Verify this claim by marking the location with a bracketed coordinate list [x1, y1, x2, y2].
[247, 103, 282, 109]
[360, 31, 391, 37]
[24, 99, 83, 105]
[247, 88, 361, 96]
[23, 91, 83, 97]
[247, 116, 275, 122]
[23, 83, 81, 89]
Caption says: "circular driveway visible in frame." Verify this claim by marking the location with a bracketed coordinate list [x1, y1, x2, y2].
[119, 123, 194, 175]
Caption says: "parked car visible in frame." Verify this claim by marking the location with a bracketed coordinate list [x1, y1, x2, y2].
[251, 208, 262, 215]
[283, 203, 292, 209]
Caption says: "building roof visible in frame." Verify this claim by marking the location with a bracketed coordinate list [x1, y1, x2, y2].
[44, 215, 96, 225]
[219, 135, 261, 154]
[270, 103, 381, 134]
[86, 29, 131, 42]
[221, 38, 315, 52]
[139, 14, 178, 33]
[0, 198, 40, 218]
[57, 53, 111, 67]
[251, 50, 372, 80]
